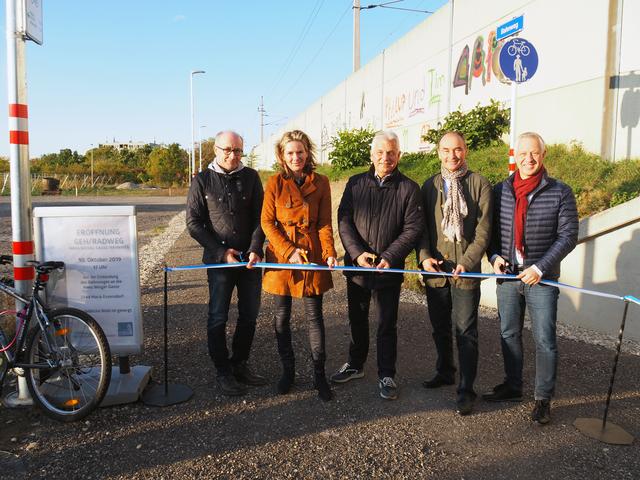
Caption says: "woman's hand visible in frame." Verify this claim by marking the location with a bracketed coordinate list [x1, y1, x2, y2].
[288, 249, 304, 264]
[326, 256, 338, 269]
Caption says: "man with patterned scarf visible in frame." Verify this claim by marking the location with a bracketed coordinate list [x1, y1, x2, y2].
[417, 131, 493, 416]
[483, 132, 578, 425]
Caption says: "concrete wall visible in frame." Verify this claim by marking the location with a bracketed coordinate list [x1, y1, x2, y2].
[254, 0, 640, 170]
[480, 196, 640, 341]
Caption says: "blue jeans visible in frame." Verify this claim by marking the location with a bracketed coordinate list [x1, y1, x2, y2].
[425, 284, 480, 396]
[496, 280, 560, 400]
[207, 267, 262, 376]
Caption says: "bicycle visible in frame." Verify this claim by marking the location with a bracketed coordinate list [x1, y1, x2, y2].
[0, 255, 111, 422]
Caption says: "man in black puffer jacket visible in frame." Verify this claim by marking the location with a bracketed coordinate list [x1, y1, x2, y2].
[186, 131, 266, 397]
[483, 132, 578, 426]
[330, 130, 424, 401]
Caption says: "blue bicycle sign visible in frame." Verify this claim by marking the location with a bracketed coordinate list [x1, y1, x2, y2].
[499, 37, 538, 83]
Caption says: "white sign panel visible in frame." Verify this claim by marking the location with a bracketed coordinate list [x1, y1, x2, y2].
[18, 0, 44, 45]
[33, 206, 143, 355]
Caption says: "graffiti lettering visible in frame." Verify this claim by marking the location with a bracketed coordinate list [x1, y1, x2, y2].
[428, 68, 444, 107]
[453, 45, 470, 95]
[384, 93, 406, 128]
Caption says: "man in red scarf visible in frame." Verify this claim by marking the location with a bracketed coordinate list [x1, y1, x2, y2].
[484, 132, 578, 425]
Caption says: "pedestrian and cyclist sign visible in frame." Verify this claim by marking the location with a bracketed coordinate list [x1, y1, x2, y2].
[499, 37, 538, 83]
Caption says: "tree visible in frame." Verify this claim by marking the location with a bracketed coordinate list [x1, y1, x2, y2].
[422, 99, 510, 150]
[329, 128, 376, 170]
[147, 143, 188, 185]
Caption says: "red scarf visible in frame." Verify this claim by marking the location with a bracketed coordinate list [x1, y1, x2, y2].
[513, 167, 545, 257]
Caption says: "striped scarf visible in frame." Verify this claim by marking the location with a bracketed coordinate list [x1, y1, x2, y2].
[440, 163, 468, 243]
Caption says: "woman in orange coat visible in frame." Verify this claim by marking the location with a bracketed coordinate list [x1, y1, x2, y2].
[261, 130, 337, 401]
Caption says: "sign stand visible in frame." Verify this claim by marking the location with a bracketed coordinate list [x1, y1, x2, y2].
[142, 267, 192, 406]
[574, 300, 634, 445]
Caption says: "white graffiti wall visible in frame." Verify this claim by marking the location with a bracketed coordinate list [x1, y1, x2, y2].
[254, 0, 640, 169]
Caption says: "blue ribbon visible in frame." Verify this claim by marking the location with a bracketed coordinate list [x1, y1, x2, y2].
[164, 262, 640, 306]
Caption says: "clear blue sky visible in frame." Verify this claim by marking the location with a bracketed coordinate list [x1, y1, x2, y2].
[0, 0, 448, 157]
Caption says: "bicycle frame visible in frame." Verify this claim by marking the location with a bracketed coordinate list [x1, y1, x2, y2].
[0, 275, 58, 371]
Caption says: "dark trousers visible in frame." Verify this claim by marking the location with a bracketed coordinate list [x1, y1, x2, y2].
[273, 295, 325, 367]
[425, 283, 480, 395]
[207, 267, 262, 376]
[347, 278, 401, 379]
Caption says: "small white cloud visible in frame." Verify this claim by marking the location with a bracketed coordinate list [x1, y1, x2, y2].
[173, 15, 186, 22]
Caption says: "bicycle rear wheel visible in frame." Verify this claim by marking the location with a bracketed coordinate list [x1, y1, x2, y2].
[25, 308, 111, 422]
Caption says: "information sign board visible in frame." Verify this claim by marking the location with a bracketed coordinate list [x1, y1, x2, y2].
[18, 0, 43, 45]
[33, 206, 143, 355]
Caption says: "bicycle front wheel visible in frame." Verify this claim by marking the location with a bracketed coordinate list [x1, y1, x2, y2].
[25, 308, 111, 422]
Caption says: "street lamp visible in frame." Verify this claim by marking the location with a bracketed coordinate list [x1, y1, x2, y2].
[199, 125, 207, 172]
[90, 144, 94, 189]
[190, 69, 205, 184]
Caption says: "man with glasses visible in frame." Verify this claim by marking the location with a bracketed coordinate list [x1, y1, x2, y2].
[187, 130, 267, 396]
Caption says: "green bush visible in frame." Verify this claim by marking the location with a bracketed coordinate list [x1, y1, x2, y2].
[329, 128, 376, 171]
[422, 99, 510, 150]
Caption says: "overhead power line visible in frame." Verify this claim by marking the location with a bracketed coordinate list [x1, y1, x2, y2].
[277, 3, 352, 106]
[268, 0, 326, 97]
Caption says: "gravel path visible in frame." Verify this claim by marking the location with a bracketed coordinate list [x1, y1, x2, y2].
[1, 205, 640, 479]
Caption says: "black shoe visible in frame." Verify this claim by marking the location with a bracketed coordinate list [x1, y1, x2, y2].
[482, 383, 523, 402]
[330, 363, 364, 383]
[217, 375, 248, 396]
[232, 361, 268, 386]
[378, 377, 398, 400]
[277, 365, 295, 395]
[314, 374, 334, 402]
[531, 399, 551, 425]
[456, 392, 476, 416]
[422, 374, 455, 389]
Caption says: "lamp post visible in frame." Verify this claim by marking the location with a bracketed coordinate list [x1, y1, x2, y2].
[199, 125, 207, 172]
[90, 144, 94, 189]
[190, 70, 205, 184]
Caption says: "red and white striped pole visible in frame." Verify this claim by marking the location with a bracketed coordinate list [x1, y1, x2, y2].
[6, 0, 34, 405]
[508, 81, 517, 175]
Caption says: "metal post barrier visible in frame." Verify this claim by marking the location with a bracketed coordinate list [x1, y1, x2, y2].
[574, 299, 634, 445]
[141, 265, 193, 406]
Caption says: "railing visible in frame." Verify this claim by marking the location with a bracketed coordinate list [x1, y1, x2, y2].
[0, 173, 116, 194]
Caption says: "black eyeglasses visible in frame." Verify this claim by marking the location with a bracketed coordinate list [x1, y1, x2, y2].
[216, 145, 244, 157]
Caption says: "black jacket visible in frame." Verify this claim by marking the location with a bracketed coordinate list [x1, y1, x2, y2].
[489, 171, 578, 280]
[186, 165, 265, 264]
[338, 167, 424, 289]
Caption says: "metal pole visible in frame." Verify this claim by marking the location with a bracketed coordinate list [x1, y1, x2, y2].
[189, 73, 194, 185]
[602, 301, 629, 428]
[199, 125, 206, 173]
[189, 70, 205, 183]
[353, 0, 360, 72]
[90, 146, 94, 188]
[258, 96, 265, 143]
[445, 0, 454, 116]
[6, 0, 33, 406]
[163, 266, 169, 396]
[508, 81, 517, 175]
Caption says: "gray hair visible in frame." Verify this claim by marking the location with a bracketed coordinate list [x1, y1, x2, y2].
[215, 130, 244, 145]
[517, 132, 546, 153]
[371, 130, 400, 152]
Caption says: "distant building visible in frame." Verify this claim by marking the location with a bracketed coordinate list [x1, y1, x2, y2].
[98, 140, 159, 152]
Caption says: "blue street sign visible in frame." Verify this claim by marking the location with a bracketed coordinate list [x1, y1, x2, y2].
[496, 15, 524, 41]
[499, 37, 538, 83]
